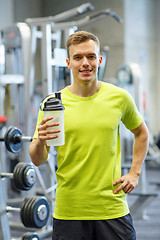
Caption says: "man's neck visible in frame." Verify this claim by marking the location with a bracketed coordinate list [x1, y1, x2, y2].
[68, 81, 101, 97]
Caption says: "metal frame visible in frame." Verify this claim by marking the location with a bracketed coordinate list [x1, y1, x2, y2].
[0, 157, 12, 239]
[119, 63, 160, 219]
[0, 4, 123, 239]
[26, 2, 94, 25]
[24, 7, 122, 137]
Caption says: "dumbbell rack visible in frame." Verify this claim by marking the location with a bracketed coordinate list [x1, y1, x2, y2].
[0, 160, 12, 239]
[0, 160, 51, 239]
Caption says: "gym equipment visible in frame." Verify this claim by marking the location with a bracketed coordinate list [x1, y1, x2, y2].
[22, 232, 40, 240]
[0, 161, 46, 239]
[20, 196, 50, 228]
[117, 63, 159, 219]
[6, 196, 50, 229]
[26, 2, 94, 24]
[0, 162, 36, 191]
[0, 22, 30, 139]
[0, 126, 32, 153]
[25, 5, 123, 139]
[0, 115, 7, 128]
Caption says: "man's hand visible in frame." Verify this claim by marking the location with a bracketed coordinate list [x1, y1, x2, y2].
[29, 116, 61, 166]
[113, 122, 149, 195]
[37, 116, 60, 145]
[113, 172, 139, 194]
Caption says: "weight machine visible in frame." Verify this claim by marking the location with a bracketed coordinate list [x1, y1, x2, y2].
[0, 23, 30, 131]
[22, 4, 122, 237]
[117, 63, 159, 219]
[0, 24, 31, 187]
[23, 8, 122, 233]
[0, 126, 54, 239]
[0, 157, 46, 239]
[24, 3, 123, 137]
[0, 3, 123, 238]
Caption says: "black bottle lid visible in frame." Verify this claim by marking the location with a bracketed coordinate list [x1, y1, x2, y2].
[43, 92, 64, 111]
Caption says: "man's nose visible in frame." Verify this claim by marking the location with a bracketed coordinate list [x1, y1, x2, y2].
[82, 57, 89, 67]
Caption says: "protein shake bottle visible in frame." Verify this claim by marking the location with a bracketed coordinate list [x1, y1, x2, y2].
[43, 92, 65, 146]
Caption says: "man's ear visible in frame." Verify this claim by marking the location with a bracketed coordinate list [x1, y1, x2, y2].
[98, 56, 103, 67]
[66, 58, 71, 69]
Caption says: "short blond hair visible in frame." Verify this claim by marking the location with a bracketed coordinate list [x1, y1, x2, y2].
[66, 31, 100, 58]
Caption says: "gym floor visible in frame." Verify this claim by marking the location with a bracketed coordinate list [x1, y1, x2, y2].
[10, 166, 160, 240]
[131, 166, 160, 240]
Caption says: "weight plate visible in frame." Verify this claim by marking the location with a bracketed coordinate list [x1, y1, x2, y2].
[13, 162, 20, 189]
[18, 162, 28, 190]
[22, 232, 39, 240]
[21, 197, 37, 228]
[19, 163, 31, 191]
[13, 162, 24, 190]
[4, 126, 23, 153]
[23, 164, 36, 188]
[24, 198, 30, 228]
[20, 197, 31, 227]
[4, 127, 13, 152]
[28, 197, 37, 228]
[13, 162, 26, 190]
[21, 196, 49, 228]
[32, 197, 50, 228]
[16, 163, 23, 190]
[13, 162, 35, 191]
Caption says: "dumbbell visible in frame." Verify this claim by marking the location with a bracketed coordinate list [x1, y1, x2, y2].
[22, 232, 39, 240]
[0, 126, 33, 153]
[0, 162, 36, 191]
[6, 196, 50, 228]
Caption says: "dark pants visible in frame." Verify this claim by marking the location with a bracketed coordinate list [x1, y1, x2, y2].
[52, 214, 136, 240]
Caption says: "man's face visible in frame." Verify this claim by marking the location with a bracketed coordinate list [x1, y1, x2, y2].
[66, 40, 102, 84]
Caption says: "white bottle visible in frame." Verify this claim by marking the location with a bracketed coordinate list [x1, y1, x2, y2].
[43, 92, 65, 146]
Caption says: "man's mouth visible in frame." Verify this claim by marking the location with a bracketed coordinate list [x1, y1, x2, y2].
[79, 69, 92, 73]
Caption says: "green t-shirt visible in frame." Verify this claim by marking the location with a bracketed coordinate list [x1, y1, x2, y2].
[33, 82, 143, 220]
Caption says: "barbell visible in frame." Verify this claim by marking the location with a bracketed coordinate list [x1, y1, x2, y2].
[0, 162, 36, 191]
[22, 232, 39, 240]
[6, 196, 50, 229]
[0, 126, 33, 154]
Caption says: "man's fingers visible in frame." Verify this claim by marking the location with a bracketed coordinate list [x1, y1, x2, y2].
[39, 129, 61, 140]
[123, 184, 133, 193]
[113, 178, 124, 185]
[113, 181, 127, 194]
[40, 120, 59, 129]
[39, 134, 59, 140]
[126, 187, 134, 194]
[37, 116, 61, 142]
[113, 173, 139, 194]
[41, 116, 53, 124]
[40, 129, 61, 135]
[113, 179, 135, 194]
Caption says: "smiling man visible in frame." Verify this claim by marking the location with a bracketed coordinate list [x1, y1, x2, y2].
[66, 36, 102, 96]
[29, 31, 149, 240]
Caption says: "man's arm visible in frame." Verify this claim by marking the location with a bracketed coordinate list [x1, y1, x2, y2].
[29, 116, 60, 166]
[113, 121, 149, 194]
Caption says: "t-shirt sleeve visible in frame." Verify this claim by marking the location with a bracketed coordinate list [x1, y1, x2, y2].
[121, 90, 143, 130]
[33, 109, 44, 139]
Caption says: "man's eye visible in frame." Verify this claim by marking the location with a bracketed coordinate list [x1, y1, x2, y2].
[89, 55, 96, 59]
[74, 56, 81, 60]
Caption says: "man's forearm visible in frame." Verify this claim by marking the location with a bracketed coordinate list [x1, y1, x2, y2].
[29, 139, 49, 166]
[113, 121, 149, 194]
[130, 121, 149, 177]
